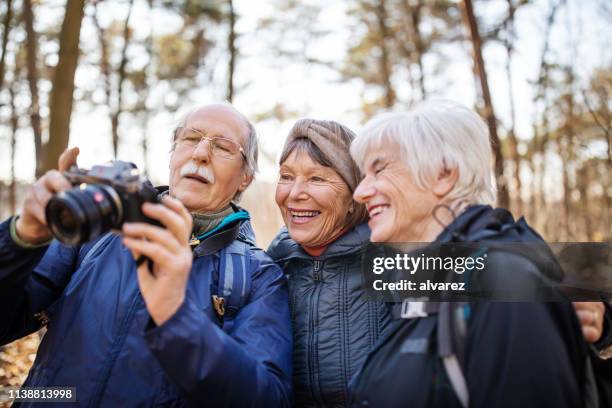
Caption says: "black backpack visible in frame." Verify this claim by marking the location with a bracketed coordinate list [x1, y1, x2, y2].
[421, 300, 612, 408]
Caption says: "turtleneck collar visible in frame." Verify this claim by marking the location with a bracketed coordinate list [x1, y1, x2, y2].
[191, 206, 234, 237]
[158, 189, 233, 237]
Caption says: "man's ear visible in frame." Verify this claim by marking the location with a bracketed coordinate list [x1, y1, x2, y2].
[237, 171, 253, 194]
[432, 165, 458, 199]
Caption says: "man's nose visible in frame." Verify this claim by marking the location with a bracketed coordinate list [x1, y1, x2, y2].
[192, 139, 212, 163]
[353, 176, 375, 203]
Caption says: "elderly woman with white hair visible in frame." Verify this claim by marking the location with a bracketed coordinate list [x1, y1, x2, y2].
[346, 100, 609, 408]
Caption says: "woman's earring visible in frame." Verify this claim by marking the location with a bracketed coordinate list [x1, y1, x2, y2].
[432, 203, 456, 229]
[348, 203, 355, 214]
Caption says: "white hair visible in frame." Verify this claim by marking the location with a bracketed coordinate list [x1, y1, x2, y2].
[350, 100, 497, 207]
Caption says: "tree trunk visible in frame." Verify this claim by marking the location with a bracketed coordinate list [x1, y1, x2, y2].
[581, 89, 611, 165]
[561, 3, 579, 240]
[23, 0, 44, 177]
[141, 0, 155, 177]
[111, 0, 135, 159]
[226, 0, 236, 102]
[8, 58, 20, 214]
[561, 65, 576, 240]
[461, 0, 509, 208]
[504, 0, 522, 215]
[397, 0, 426, 102]
[577, 167, 593, 240]
[529, 1, 560, 232]
[403, 0, 426, 100]
[560, 137, 571, 239]
[605, 178, 611, 240]
[375, 0, 395, 108]
[92, 1, 112, 129]
[527, 159, 537, 227]
[0, 0, 13, 91]
[44, 0, 85, 174]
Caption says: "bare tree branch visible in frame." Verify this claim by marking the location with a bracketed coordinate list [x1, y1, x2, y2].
[23, 0, 44, 177]
[45, 0, 86, 174]
[0, 0, 13, 92]
[461, 0, 509, 208]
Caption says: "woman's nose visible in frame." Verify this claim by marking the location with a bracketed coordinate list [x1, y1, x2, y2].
[353, 177, 375, 203]
[288, 178, 309, 200]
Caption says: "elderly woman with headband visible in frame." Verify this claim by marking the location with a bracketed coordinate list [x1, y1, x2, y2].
[347, 100, 611, 408]
[267, 119, 392, 407]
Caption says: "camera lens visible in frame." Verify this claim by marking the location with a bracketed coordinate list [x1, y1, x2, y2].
[46, 184, 122, 245]
[54, 202, 79, 237]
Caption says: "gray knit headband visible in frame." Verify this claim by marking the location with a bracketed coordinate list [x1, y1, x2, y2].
[283, 119, 361, 192]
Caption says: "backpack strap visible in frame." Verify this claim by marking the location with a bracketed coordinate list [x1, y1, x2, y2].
[438, 302, 470, 408]
[193, 219, 253, 333]
[396, 300, 470, 407]
[215, 239, 252, 332]
[584, 351, 601, 408]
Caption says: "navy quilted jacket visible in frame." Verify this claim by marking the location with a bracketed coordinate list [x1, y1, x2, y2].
[268, 224, 391, 407]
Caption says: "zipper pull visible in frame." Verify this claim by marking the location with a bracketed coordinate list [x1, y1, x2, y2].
[313, 260, 322, 282]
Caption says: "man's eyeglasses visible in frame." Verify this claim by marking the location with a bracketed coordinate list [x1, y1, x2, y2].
[175, 127, 246, 161]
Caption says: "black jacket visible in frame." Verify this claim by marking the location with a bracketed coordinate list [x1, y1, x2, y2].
[268, 224, 392, 407]
[349, 205, 591, 408]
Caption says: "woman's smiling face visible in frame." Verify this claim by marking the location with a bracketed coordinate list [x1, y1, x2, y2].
[353, 145, 439, 243]
[275, 150, 353, 247]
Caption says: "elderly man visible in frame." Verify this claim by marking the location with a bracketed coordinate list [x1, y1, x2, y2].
[0, 104, 292, 406]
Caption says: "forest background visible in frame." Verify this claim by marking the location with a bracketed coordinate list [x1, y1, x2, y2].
[0, 0, 610, 399]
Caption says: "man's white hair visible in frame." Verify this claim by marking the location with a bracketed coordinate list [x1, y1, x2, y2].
[350, 100, 497, 207]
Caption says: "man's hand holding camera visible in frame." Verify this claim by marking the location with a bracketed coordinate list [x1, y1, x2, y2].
[16, 147, 194, 326]
[122, 196, 194, 326]
[15, 147, 79, 244]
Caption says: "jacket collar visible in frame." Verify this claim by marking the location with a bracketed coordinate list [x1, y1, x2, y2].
[268, 223, 371, 262]
[435, 204, 545, 243]
[434, 204, 562, 281]
[156, 186, 256, 250]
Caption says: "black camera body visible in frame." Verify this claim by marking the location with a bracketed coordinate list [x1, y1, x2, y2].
[45, 161, 161, 246]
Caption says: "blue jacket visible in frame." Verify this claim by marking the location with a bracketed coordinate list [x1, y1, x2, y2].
[0, 215, 292, 407]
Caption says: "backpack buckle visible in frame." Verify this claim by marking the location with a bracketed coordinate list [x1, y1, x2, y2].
[400, 300, 429, 319]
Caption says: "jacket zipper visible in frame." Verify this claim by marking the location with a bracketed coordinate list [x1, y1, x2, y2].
[349, 318, 406, 405]
[308, 259, 324, 405]
[313, 260, 322, 282]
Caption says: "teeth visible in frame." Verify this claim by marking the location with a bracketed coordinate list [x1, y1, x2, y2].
[290, 210, 320, 217]
[370, 206, 388, 216]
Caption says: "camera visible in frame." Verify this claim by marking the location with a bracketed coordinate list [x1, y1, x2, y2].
[45, 161, 161, 245]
